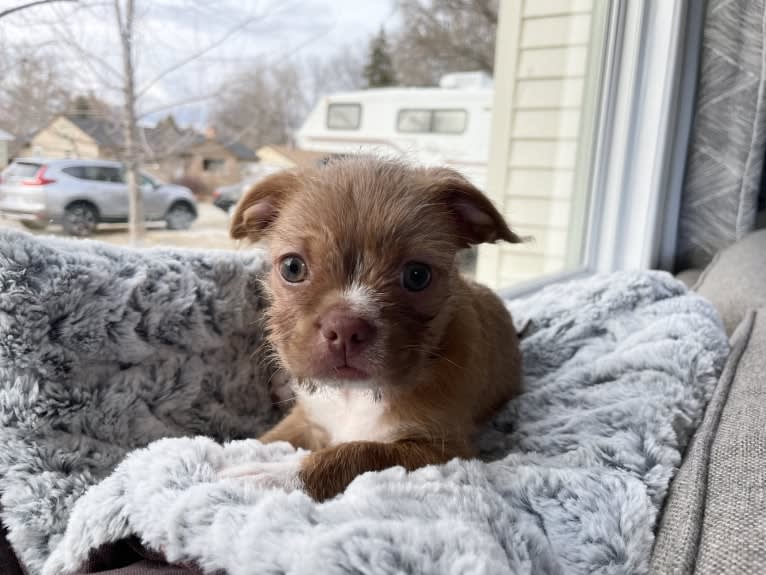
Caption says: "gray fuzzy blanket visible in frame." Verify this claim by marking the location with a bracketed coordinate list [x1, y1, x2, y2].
[0, 230, 728, 575]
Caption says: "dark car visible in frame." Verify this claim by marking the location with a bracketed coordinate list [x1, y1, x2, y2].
[212, 181, 247, 214]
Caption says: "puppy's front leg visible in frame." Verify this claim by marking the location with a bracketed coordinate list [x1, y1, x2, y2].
[299, 440, 460, 501]
[219, 406, 315, 485]
[258, 404, 317, 449]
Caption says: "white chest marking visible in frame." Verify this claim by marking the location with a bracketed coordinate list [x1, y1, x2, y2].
[299, 387, 397, 446]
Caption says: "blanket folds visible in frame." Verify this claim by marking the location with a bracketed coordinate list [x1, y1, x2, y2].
[0, 231, 729, 575]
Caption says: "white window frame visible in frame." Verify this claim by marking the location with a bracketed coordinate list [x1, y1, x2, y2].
[497, 0, 704, 299]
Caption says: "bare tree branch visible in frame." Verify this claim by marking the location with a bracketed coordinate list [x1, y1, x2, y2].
[135, 0, 295, 100]
[212, 42, 365, 152]
[0, 0, 77, 19]
[136, 91, 221, 120]
[46, 7, 123, 86]
[4, 0, 327, 244]
[393, 0, 498, 85]
[137, 12, 333, 122]
[0, 42, 72, 137]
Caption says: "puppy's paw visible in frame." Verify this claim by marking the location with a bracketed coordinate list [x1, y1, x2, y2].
[218, 460, 304, 492]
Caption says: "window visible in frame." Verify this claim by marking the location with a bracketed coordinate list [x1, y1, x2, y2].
[475, 1, 612, 290]
[397, 109, 468, 134]
[203, 158, 225, 173]
[475, 1, 697, 292]
[63, 165, 122, 182]
[4, 162, 42, 182]
[62, 166, 84, 179]
[433, 110, 468, 134]
[69, 167, 157, 187]
[326, 103, 361, 130]
[98, 167, 123, 182]
[141, 174, 157, 187]
[0, 0, 695, 286]
[397, 109, 431, 133]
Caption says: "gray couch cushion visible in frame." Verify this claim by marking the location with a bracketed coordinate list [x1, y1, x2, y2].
[694, 229, 766, 335]
[676, 269, 703, 289]
[650, 308, 766, 574]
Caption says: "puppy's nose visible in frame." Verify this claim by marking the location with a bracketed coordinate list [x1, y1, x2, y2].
[320, 311, 376, 358]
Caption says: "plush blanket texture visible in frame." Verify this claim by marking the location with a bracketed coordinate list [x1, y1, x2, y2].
[0, 230, 728, 575]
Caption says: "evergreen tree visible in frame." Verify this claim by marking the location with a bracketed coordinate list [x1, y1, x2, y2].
[71, 95, 92, 118]
[363, 28, 397, 88]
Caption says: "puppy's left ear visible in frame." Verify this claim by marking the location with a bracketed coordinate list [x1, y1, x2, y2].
[230, 170, 300, 241]
[426, 168, 523, 246]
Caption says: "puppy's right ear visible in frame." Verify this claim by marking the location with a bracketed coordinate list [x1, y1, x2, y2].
[230, 171, 300, 241]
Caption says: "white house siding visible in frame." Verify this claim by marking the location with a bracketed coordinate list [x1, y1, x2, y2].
[476, 0, 605, 288]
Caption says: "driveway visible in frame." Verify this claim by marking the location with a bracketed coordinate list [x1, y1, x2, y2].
[0, 202, 239, 250]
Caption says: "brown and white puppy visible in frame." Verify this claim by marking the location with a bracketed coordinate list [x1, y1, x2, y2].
[221, 156, 522, 501]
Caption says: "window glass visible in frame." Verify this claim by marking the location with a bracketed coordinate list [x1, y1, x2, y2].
[203, 158, 225, 173]
[62, 166, 85, 179]
[89, 166, 122, 183]
[80, 166, 103, 181]
[474, 2, 611, 289]
[4, 162, 41, 181]
[396, 109, 430, 133]
[70, 166, 122, 182]
[327, 103, 361, 130]
[0, 0, 612, 284]
[141, 173, 156, 187]
[433, 110, 467, 134]
[396, 109, 467, 134]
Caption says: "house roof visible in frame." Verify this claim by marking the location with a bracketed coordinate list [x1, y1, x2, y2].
[66, 115, 123, 149]
[66, 114, 196, 156]
[60, 115, 256, 162]
[139, 122, 203, 159]
[224, 141, 257, 161]
[258, 145, 333, 168]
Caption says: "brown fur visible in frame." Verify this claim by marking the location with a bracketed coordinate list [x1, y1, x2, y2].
[230, 157, 522, 501]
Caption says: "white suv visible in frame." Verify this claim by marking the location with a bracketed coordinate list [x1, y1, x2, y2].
[0, 158, 198, 236]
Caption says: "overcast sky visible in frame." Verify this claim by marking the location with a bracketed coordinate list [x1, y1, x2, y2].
[0, 0, 397, 125]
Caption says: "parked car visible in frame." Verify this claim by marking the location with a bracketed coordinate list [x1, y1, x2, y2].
[212, 180, 248, 214]
[0, 158, 198, 236]
[212, 163, 287, 215]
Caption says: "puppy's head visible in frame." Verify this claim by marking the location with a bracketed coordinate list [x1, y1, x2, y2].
[231, 157, 520, 388]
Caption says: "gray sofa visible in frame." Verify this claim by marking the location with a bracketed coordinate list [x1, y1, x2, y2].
[651, 229, 766, 574]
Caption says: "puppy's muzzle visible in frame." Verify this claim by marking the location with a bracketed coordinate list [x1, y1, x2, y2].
[319, 308, 376, 362]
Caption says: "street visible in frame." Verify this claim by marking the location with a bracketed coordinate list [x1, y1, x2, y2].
[0, 201, 239, 250]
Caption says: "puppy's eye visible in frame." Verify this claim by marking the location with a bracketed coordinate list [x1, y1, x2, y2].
[279, 255, 308, 283]
[402, 262, 432, 292]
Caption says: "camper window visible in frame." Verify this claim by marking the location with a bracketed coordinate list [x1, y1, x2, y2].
[327, 103, 361, 130]
[396, 109, 468, 134]
[397, 109, 432, 133]
[432, 110, 467, 134]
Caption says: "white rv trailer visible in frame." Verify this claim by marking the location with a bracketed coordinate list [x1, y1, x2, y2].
[295, 73, 494, 190]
